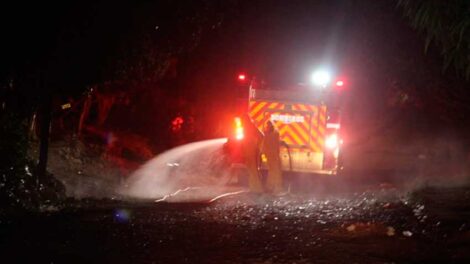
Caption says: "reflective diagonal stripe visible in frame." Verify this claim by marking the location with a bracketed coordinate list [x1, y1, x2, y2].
[255, 112, 267, 123]
[277, 122, 302, 146]
[249, 101, 328, 152]
[286, 129, 304, 145]
[280, 128, 298, 145]
[267, 102, 280, 110]
[275, 120, 303, 146]
[250, 101, 284, 123]
[292, 104, 317, 114]
[290, 122, 310, 143]
[319, 106, 327, 124]
[250, 101, 268, 118]
[296, 104, 308, 111]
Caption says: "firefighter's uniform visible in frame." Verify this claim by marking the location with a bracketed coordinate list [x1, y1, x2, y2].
[240, 115, 264, 193]
[261, 121, 283, 194]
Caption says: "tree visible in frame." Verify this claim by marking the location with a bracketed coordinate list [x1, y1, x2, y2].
[0, 0, 234, 190]
[397, 0, 470, 78]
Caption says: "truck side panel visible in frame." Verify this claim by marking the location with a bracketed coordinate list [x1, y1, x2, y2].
[248, 99, 329, 173]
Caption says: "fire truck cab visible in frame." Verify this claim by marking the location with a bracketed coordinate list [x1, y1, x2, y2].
[225, 82, 344, 176]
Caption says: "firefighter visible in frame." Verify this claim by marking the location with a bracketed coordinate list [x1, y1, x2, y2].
[240, 114, 264, 193]
[261, 120, 283, 194]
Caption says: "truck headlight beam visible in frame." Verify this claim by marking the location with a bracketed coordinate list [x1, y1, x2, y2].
[311, 70, 331, 87]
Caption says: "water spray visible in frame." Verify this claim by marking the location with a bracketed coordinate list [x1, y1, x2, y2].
[121, 138, 246, 202]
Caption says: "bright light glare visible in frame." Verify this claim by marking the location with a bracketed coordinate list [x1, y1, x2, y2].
[325, 134, 338, 149]
[326, 123, 341, 129]
[336, 80, 344, 86]
[234, 117, 244, 140]
[311, 70, 331, 87]
[234, 117, 242, 127]
[238, 74, 246, 81]
[235, 128, 244, 140]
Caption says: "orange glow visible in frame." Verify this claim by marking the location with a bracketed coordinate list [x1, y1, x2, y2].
[234, 117, 242, 127]
[234, 117, 244, 140]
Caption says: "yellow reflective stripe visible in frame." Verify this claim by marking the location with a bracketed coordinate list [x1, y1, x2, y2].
[255, 113, 266, 123]
[309, 140, 322, 152]
[290, 122, 310, 144]
[278, 125, 295, 144]
[250, 101, 267, 118]
[319, 106, 327, 124]
[266, 102, 279, 110]
[278, 124, 304, 146]
[285, 128, 304, 145]
[279, 126, 297, 145]
[298, 104, 306, 111]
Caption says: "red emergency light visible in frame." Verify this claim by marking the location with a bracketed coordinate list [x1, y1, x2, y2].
[335, 80, 344, 87]
[238, 74, 246, 81]
[234, 117, 244, 140]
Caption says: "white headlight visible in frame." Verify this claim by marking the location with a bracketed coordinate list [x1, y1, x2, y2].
[311, 70, 331, 87]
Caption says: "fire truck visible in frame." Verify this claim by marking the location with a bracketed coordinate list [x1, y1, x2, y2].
[224, 72, 346, 176]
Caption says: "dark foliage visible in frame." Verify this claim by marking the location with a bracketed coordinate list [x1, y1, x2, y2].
[0, 114, 65, 210]
[397, 0, 470, 78]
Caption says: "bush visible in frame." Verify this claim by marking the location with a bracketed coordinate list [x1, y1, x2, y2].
[0, 114, 65, 211]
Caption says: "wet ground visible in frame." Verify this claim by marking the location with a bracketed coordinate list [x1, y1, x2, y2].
[1, 181, 470, 263]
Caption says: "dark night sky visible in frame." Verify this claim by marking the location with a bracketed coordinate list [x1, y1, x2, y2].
[1, 0, 466, 139]
[0, 1, 452, 91]
[177, 0, 446, 93]
[177, 0, 448, 118]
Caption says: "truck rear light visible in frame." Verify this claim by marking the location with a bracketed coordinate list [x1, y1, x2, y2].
[325, 134, 339, 149]
[234, 117, 244, 140]
[235, 128, 244, 140]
